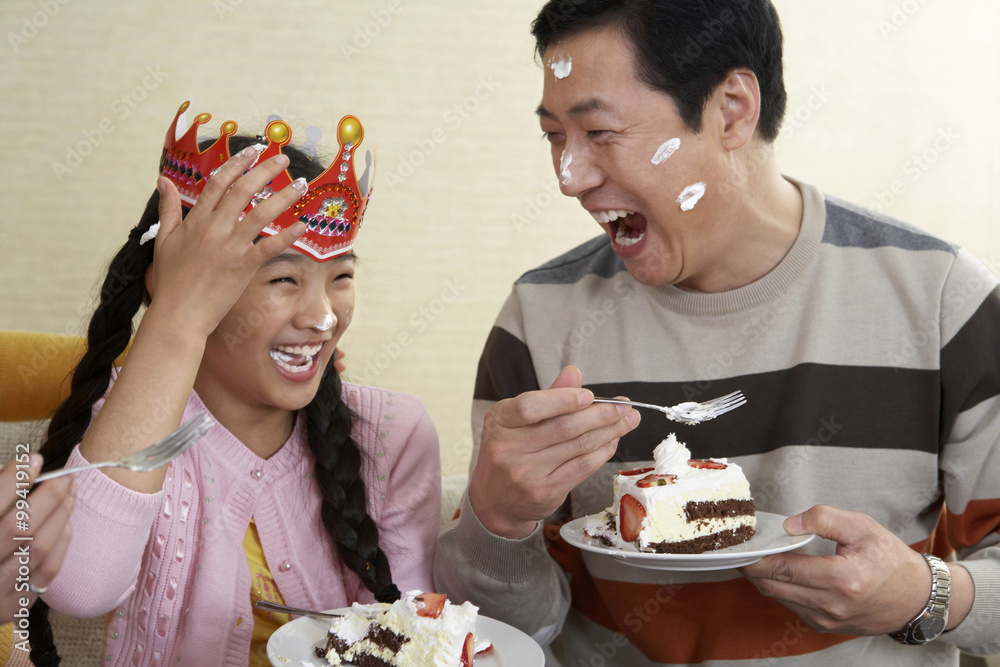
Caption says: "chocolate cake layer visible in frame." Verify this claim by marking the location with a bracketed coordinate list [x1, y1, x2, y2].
[651, 524, 756, 554]
[684, 499, 756, 522]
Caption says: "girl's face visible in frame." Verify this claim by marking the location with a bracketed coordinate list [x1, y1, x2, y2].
[195, 250, 356, 419]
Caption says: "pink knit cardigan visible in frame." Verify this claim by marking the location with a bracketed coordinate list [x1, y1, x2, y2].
[45, 382, 441, 666]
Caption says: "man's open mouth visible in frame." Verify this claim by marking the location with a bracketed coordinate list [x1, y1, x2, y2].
[591, 209, 647, 246]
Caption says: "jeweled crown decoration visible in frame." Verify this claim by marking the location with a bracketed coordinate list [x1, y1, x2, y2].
[159, 100, 375, 261]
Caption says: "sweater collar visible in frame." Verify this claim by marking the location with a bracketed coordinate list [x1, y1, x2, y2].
[184, 390, 309, 480]
[643, 177, 824, 316]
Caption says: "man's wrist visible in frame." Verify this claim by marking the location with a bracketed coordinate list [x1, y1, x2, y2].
[889, 553, 951, 645]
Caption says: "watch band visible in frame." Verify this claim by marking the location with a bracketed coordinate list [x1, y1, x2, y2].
[889, 553, 951, 645]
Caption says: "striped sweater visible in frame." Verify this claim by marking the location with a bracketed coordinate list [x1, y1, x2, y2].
[435, 180, 1000, 665]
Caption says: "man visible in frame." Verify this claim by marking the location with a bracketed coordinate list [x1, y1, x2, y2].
[435, 1, 1000, 664]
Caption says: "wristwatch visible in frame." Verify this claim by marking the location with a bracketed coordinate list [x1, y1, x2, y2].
[889, 553, 951, 645]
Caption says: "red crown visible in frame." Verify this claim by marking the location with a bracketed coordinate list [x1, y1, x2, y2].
[159, 101, 375, 261]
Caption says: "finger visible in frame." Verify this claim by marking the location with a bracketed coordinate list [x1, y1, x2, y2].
[740, 552, 839, 592]
[548, 365, 583, 390]
[548, 437, 620, 487]
[154, 176, 183, 239]
[788, 505, 876, 551]
[21, 476, 74, 532]
[491, 386, 595, 430]
[195, 144, 266, 213]
[334, 348, 346, 373]
[250, 219, 308, 265]
[530, 403, 639, 462]
[212, 153, 298, 231]
[25, 497, 74, 589]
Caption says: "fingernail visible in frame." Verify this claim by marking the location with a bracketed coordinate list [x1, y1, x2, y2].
[290, 221, 307, 237]
[156, 176, 167, 194]
[29, 453, 43, 473]
[237, 145, 258, 159]
[784, 514, 803, 534]
[614, 403, 630, 416]
[625, 410, 641, 427]
[273, 154, 290, 167]
[291, 177, 308, 195]
[578, 389, 594, 407]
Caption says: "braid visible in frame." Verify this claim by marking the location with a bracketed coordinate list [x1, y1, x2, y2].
[28, 191, 159, 664]
[306, 369, 399, 602]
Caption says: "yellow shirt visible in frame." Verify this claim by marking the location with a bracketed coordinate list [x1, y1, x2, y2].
[245, 519, 290, 667]
[0, 622, 32, 667]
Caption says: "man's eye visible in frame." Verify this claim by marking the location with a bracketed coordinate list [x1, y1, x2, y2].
[542, 131, 565, 143]
[587, 130, 612, 139]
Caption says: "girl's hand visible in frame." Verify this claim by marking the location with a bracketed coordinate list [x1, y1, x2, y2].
[146, 146, 308, 337]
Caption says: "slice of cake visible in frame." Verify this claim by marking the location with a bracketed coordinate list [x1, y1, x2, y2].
[315, 590, 485, 666]
[585, 434, 756, 554]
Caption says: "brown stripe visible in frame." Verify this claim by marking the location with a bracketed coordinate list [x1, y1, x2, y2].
[588, 363, 941, 464]
[586, 576, 853, 662]
[948, 498, 1000, 548]
[473, 326, 540, 401]
[940, 287, 1000, 438]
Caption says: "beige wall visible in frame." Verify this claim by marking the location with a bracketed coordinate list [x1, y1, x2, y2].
[1, 1, 997, 477]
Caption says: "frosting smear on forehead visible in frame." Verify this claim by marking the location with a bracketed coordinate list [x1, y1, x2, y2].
[548, 55, 573, 79]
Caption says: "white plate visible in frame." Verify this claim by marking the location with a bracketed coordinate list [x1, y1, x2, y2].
[267, 608, 544, 666]
[560, 511, 815, 571]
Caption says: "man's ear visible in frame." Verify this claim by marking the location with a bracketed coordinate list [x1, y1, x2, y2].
[710, 68, 761, 152]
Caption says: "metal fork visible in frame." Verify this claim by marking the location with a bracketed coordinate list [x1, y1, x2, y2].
[255, 600, 377, 620]
[593, 390, 746, 425]
[34, 412, 213, 483]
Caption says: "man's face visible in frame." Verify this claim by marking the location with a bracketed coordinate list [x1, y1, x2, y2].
[538, 27, 727, 288]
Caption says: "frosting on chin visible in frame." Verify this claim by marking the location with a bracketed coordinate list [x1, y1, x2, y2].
[652, 433, 691, 474]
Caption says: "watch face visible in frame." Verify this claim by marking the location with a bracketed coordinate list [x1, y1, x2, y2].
[913, 616, 947, 642]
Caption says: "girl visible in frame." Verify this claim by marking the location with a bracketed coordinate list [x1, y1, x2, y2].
[32, 109, 441, 666]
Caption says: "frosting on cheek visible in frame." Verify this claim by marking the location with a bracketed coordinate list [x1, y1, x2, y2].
[677, 182, 707, 212]
[651, 138, 681, 165]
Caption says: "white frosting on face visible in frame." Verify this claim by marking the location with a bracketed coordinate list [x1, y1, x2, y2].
[560, 149, 573, 185]
[651, 138, 681, 165]
[548, 55, 572, 79]
[677, 182, 707, 211]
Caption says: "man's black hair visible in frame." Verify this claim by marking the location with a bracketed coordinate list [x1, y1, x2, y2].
[532, 0, 787, 142]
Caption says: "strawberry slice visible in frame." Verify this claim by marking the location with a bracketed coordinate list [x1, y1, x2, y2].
[636, 473, 677, 488]
[619, 466, 654, 477]
[460, 632, 474, 666]
[619, 494, 646, 543]
[414, 592, 447, 618]
[688, 459, 727, 470]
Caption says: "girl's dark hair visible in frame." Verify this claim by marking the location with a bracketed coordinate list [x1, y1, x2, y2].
[532, 0, 788, 142]
[29, 136, 397, 665]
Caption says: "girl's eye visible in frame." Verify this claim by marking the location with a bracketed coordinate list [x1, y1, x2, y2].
[335, 273, 354, 282]
[270, 277, 296, 285]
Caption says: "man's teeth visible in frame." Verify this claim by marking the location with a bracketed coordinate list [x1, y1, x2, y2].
[591, 209, 635, 224]
[615, 226, 644, 246]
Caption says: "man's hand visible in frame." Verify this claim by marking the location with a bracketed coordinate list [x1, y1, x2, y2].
[468, 366, 640, 539]
[740, 505, 972, 635]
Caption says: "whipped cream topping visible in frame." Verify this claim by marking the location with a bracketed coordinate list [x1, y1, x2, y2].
[652, 433, 691, 474]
